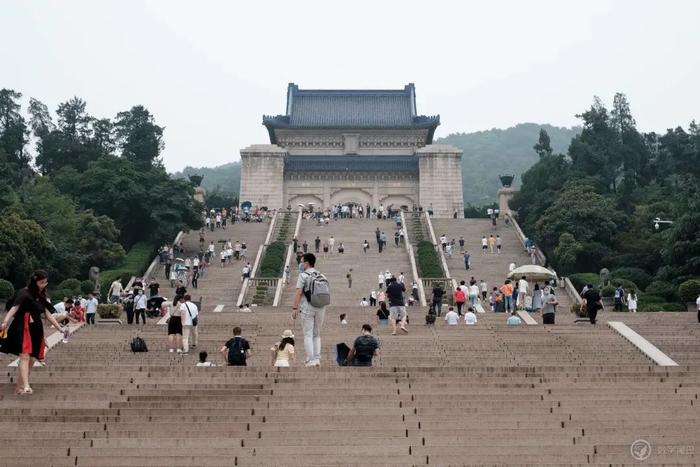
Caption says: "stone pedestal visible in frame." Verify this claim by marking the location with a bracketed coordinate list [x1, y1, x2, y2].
[498, 187, 515, 218]
[193, 186, 206, 204]
[416, 144, 464, 217]
[240, 145, 287, 209]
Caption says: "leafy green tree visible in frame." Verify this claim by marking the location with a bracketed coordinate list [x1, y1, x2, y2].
[114, 106, 164, 167]
[31, 97, 104, 174]
[534, 179, 620, 253]
[553, 233, 583, 276]
[568, 97, 621, 192]
[0, 89, 29, 168]
[533, 128, 553, 158]
[54, 156, 202, 246]
[18, 178, 125, 281]
[0, 212, 54, 287]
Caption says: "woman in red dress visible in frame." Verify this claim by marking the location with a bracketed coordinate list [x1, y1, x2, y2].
[0, 271, 66, 395]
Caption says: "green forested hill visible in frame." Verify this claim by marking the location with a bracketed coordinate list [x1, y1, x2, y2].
[436, 123, 580, 204]
[172, 123, 580, 204]
[173, 162, 241, 196]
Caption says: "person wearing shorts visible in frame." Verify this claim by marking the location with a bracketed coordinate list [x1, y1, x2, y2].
[386, 277, 408, 335]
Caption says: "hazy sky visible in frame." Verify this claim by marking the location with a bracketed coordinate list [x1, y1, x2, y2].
[2, 0, 699, 171]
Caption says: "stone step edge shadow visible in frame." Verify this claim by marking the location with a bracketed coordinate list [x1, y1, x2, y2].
[607, 321, 678, 366]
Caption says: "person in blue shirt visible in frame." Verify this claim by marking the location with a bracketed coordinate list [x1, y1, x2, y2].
[506, 311, 522, 326]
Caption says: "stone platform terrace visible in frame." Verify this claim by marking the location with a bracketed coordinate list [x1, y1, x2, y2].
[1, 307, 699, 466]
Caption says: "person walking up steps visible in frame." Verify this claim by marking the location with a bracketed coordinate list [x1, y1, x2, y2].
[292, 253, 329, 367]
[488, 235, 496, 253]
[328, 236, 335, 255]
[386, 277, 408, 336]
[481, 236, 488, 255]
[496, 235, 502, 254]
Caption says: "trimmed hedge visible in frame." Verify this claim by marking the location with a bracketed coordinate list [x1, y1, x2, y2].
[99, 242, 154, 292]
[0, 279, 15, 301]
[416, 240, 443, 278]
[58, 278, 81, 294]
[645, 281, 678, 301]
[678, 279, 700, 303]
[600, 285, 616, 298]
[610, 278, 639, 293]
[259, 241, 286, 278]
[568, 273, 599, 292]
[637, 302, 687, 312]
[80, 280, 95, 295]
[611, 267, 652, 290]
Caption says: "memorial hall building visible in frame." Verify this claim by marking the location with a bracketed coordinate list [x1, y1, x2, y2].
[240, 83, 464, 217]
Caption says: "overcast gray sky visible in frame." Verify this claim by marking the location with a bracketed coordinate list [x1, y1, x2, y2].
[2, 0, 699, 171]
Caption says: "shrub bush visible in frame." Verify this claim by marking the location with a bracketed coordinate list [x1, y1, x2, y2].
[637, 302, 687, 312]
[639, 294, 664, 304]
[99, 242, 154, 292]
[80, 280, 95, 295]
[678, 279, 700, 303]
[645, 281, 678, 301]
[416, 241, 443, 277]
[50, 289, 76, 302]
[600, 285, 616, 298]
[0, 279, 15, 301]
[611, 267, 652, 290]
[568, 273, 599, 292]
[610, 278, 639, 292]
[259, 241, 286, 278]
[570, 302, 587, 317]
[58, 278, 82, 294]
[97, 304, 122, 319]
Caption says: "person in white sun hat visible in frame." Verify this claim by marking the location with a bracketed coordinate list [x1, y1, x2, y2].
[271, 329, 296, 367]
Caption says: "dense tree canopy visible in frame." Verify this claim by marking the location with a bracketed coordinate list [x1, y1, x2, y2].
[0, 88, 202, 288]
[512, 94, 700, 290]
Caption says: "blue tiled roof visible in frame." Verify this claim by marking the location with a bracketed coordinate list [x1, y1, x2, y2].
[263, 83, 440, 143]
[285, 155, 418, 173]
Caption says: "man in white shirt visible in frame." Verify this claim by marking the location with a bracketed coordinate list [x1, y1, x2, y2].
[517, 276, 529, 310]
[133, 289, 147, 325]
[378, 272, 385, 288]
[85, 292, 98, 325]
[241, 264, 250, 282]
[220, 250, 226, 268]
[180, 294, 199, 353]
[52, 297, 73, 322]
[108, 279, 124, 304]
[398, 273, 405, 284]
[479, 280, 488, 301]
[444, 307, 460, 326]
[360, 298, 369, 307]
[469, 282, 480, 308]
[464, 308, 477, 325]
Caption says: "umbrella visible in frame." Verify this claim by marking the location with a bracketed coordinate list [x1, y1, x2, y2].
[507, 265, 556, 281]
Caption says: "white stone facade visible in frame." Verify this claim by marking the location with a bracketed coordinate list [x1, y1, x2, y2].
[240, 85, 464, 217]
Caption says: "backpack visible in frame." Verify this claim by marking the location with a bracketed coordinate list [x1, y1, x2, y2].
[228, 337, 247, 365]
[453, 289, 466, 303]
[131, 336, 148, 352]
[303, 271, 331, 307]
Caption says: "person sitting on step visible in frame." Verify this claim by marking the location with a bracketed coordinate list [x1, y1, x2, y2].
[341, 324, 380, 367]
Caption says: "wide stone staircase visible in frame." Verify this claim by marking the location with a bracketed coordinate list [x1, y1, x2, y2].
[432, 217, 573, 314]
[1, 307, 699, 465]
[279, 217, 415, 307]
[153, 220, 270, 312]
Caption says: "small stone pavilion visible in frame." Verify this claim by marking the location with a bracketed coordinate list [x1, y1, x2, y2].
[240, 83, 464, 217]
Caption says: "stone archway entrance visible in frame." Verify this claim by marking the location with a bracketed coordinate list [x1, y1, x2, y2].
[330, 188, 372, 208]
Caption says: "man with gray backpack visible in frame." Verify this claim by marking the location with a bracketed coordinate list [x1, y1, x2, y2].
[292, 253, 330, 367]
